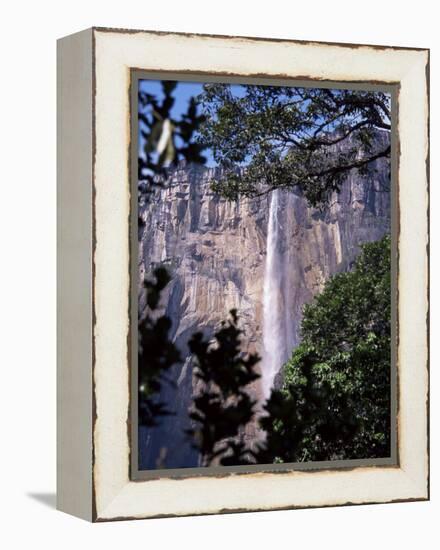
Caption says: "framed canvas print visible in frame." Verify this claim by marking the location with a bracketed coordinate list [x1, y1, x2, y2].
[57, 27, 429, 521]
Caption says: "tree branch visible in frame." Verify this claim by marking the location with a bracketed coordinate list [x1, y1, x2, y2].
[309, 145, 391, 178]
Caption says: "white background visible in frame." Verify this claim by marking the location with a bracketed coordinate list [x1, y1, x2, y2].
[0, 1, 437, 548]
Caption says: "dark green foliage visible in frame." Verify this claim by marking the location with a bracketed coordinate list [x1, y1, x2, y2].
[257, 356, 359, 463]
[187, 310, 261, 466]
[138, 81, 207, 193]
[261, 236, 391, 462]
[198, 85, 390, 207]
[138, 267, 182, 427]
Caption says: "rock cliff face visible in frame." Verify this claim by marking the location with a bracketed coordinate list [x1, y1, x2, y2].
[138, 147, 391, 470]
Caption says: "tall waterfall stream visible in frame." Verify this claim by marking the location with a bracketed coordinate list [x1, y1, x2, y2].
[261, 190, 296, 399]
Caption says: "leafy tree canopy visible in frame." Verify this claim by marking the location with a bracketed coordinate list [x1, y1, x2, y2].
[260, 235, 392, 462]
[198, 85, 391, 207]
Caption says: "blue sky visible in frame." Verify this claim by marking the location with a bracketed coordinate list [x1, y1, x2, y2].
[139, 80, 206, 121]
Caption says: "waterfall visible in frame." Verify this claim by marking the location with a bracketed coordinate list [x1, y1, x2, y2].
[262, 189, 289, 399]
[283, 191, 296, 357]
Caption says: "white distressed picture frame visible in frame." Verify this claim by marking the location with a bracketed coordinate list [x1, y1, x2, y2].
[57, 27, 429, 522]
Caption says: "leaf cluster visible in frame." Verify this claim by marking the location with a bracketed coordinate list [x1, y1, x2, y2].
[138, 267, 182, 427]
[187, 309, 261, 466]
[138, 81, 208, 201]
